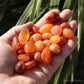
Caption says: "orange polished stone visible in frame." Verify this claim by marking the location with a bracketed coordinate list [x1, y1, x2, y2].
[18, 28, 30, 45]
[39, 24, 54, 34]
[41, 47, 52, 64]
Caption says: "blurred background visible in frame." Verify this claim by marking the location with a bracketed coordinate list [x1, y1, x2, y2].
[0, 0, 84, 84]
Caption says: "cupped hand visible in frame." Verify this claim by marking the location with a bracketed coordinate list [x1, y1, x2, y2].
[0, 9, 78, 84]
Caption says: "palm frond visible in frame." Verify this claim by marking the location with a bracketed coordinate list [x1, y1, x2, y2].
[16, 0, 33, 25]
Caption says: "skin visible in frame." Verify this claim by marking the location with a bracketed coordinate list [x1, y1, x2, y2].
[0, 9, 78, 84]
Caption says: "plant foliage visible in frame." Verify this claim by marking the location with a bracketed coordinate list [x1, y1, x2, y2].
[0, 0, 84, 84]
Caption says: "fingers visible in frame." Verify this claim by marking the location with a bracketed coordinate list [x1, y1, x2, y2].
[59, 9, 72, 23]
[38, 62, 55, 81]
[0, 22, 34, 43]
[37, 20, 78, 81]
[0, 43, 17, 75]
[35, 9, 60, 28]
[1, 9, 73, 44]
[68, 20, 78, 32]
[31, 68, 48, 84]
[51, 36, 78, 70]
[38, 36, 77, 81]
[35, 9, 72, 28]
[23, 68, 47, 84]
[14, 22, 34, 32]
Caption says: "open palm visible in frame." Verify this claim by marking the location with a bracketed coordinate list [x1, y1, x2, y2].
[0, 9, 78, 84]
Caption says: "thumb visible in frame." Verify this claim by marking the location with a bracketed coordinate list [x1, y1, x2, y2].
[0, 22, 34, 44]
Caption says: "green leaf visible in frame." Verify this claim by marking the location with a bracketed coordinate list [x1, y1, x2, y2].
[63, 48, 78, 84]
[50, 0, 60, 10]
[70, 54, 74, 83]
[54, 62, 64, 84]
[16, 0, 33, 25]
[29, 0, 42, 22]
[63, 0, 71, 9]
[32, 6, 48, 23]
[29, 0, 36, 21]
[77, 0, 84, 51]
[71, 64, 74, 83]
[35, 0, 42, 21]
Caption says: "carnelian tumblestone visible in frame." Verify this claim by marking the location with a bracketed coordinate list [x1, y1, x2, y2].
[18, 49, 25, 54]
[29, 35, 34, 42]
[63, 28, 74, 38]
[50, 44, 61, 54]
[51, 25, 62, 35]
[32, 33, 42, 42]
[18, 28, 30, 45]
[17, 54, 30, 62]
[39, 24, 54, 34]
[12, 36, 20, 50]
[60, 22, 69, 30]
[33, 26, 39, 33]
[45, 12, 60, 23]
[24, 41, 36, 53]
[43, 40, 50, 47]
[50, 35, 60, 44]
[34, 52, 41, 62]
[28, 52, 35, 58]
[29, 31, 34, 36]
[59, 36, 67, 47]
[25, 60, 37, 70]
[41, 47, 52, 64]
[35, 41, 44, 52]
[15, 61, 25, 74]
[42, 33, 52, 40]
[20, 45, 24, 49]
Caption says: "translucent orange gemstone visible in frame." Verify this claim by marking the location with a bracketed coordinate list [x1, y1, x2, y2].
[29, 35, 34, 42]
[20, 45, 24, 49]
[12, 36, 20, 50]
[45, 12, 60, 23]
[41, 47, 52, 64]
[28, 52, 35, 58]
[63, 28, 74, 38]
[43, 40, 50, 47]
[51, 25, 62, 35]
[17, 54, 30, 62]
[35, 41, 44, 52]
[18, 28, 30, 45]
[24, 41, 36, 53]
[50, 44, 61, 54]
[60, 22, 69, 30]
[33, 26, 39, 33]
[25, 60, 37, 70]
[18, 49, 25, 54]
[32, 33, 42, 42]
[15, 61, 25, 74]
[50, 35, 60, 44]
[39, 24, 54, 34]
[58, 36, 67, 47]
[42, 33, 52, 40]
[29, 31, 34, 36]
[34, 52, 41, 62]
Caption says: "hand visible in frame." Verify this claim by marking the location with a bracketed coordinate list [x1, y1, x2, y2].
[0, 9, 78, 84]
